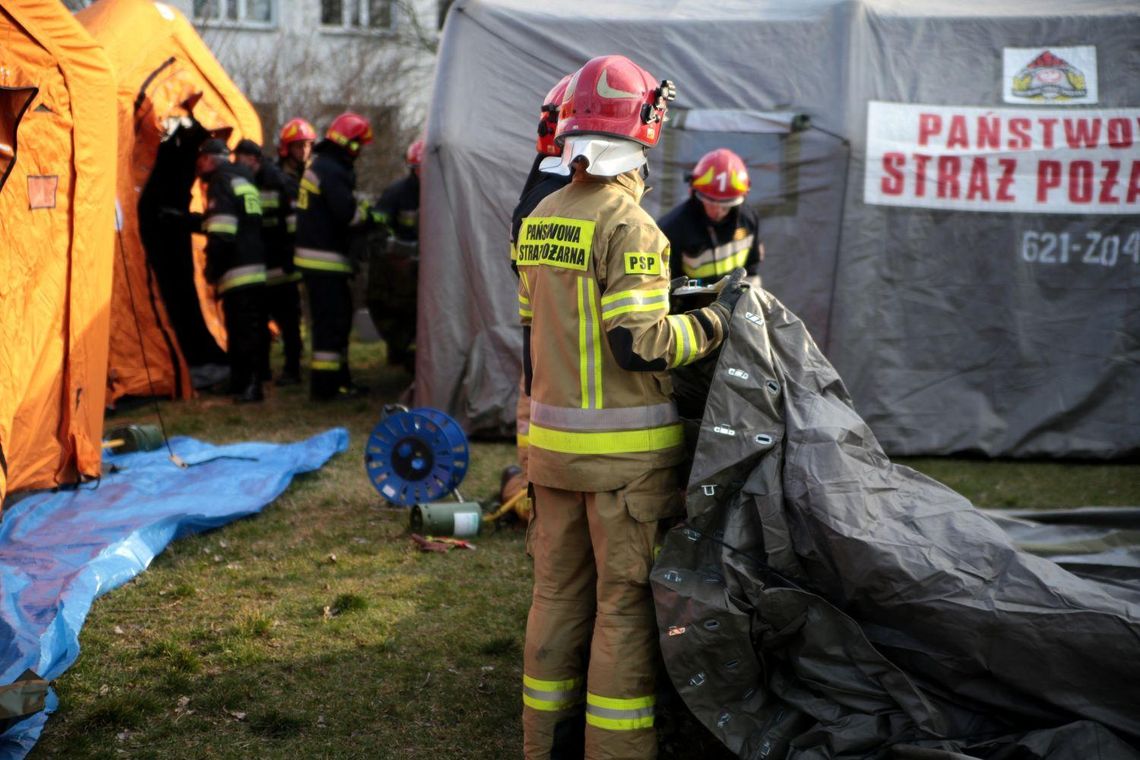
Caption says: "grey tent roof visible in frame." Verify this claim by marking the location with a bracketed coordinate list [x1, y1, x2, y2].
[416, 0, 1140, 456]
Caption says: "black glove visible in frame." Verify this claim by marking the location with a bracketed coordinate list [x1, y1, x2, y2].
[669, 276, 688, 292]
[714, 267, 748, 312]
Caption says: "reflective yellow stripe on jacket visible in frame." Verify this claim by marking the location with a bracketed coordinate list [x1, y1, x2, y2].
[528, 400, 682, 455]
[682, 235, 752, 279]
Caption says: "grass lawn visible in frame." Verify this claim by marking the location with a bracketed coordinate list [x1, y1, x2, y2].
[27, 338, 1140, 759]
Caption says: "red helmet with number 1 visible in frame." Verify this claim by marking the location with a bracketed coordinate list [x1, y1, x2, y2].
[277, 117, 317, 157]
[326, 112, 373, 157]
[536, 74, 572, 156]
[555, 55, 675, 148]
[690, 148, 750, 206]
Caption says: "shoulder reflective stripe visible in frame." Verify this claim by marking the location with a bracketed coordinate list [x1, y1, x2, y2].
[530, 401, 678, 431]
[300, 177, 320, 194]
[311, 350, 342, 371]
[260, 190, 280, 208]
[522, 675, 584, 712]
[600, 288, 669, 319]
[295, 247, 352, 273]
[217, 264, 267, 293]
[204, 214, 238, 234]
[528, 423, 683, 454]
[585, 693, 655, 730]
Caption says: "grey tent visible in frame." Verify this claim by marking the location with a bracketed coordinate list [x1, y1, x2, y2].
[416, 0, 1140, 457]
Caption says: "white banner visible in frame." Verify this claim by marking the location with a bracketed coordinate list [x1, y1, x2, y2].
[864, 102, 1140, 214]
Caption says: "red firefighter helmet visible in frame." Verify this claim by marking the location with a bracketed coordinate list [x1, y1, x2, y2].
[690, 148, 750, 206]
[277, 117, 317, 157]
[555, 55, 675, 148]
[536, 74, 572, 156]
[405, 138, 425, 167]
[326, 111, 373, 157]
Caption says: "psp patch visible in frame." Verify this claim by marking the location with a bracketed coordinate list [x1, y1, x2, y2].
[624, 252, 661, 276]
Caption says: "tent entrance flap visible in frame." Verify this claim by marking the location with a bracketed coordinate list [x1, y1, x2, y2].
[138, 119, 225, 370]
[0, 86, 37, 191]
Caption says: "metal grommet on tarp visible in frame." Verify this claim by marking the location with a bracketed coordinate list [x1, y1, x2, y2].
[364, 407, 469, 506]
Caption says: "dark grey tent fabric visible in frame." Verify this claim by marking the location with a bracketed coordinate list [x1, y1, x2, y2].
[651, 289, 1140, 759]
[418, 0, 1140, 457]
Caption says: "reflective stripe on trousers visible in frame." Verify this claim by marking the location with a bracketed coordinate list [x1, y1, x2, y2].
[295, 246, 352, 273]
[218, 264, 267, 294]
[311, 350, 342, 371]
[585, 692, 655, 731]
[522, 674, 584, 712]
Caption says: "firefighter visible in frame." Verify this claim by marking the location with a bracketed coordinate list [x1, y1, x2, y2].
[233, 138, 302, 386]
[366, 137, 423, 371]
[517, 55, 748, 759]
[294, 111, 373, 401]
[278, 117, 316, 181]
[657, 148, 764, 285]
[500, 73, 574, 510]
[195, 138, 268, 404]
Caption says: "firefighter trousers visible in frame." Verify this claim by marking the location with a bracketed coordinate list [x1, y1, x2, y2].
[523, 467, 681, 760]
[502, 373, 531, 504]
[222, 285, 268, 393]
[266, 280, 302, 376]
[303, 272, 353, 398]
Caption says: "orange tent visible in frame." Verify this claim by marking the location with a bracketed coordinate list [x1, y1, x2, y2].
[78, 0, 263, 403]
[0, 0, 117, 503]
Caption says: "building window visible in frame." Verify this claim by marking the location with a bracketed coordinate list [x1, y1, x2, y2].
[193, 0, 276, 26]
[321, 0, 394, 31]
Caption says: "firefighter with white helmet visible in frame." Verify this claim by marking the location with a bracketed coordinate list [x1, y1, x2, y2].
[518, 54, 747, 758]
[658, 147, 765, 284]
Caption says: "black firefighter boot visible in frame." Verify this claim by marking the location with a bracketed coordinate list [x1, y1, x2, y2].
[234, 379, 265, 404]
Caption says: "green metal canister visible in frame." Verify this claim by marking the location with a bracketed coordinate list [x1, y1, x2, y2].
[410, 501, 483, 537]
[103, 424, 164, 453]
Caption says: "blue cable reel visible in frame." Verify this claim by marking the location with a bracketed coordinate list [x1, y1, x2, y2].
[365, 407, 469, 506]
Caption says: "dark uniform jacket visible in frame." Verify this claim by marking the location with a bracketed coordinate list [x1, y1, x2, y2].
[202, 161, 265, 294]
[510, 154, 573, 272]
[372, 171, 420, 244]
[254, 160, 298, 284]
[294, 141, 362, 276]
[657, 195, 763, 281]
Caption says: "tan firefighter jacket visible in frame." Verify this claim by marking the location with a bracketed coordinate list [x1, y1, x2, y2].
[518, 170, 728, 492]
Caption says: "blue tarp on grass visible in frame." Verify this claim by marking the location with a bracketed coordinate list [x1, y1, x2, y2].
[0, 429, 349, 758]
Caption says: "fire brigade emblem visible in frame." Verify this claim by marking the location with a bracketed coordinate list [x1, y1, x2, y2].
[1011, 50, 1087, 101]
